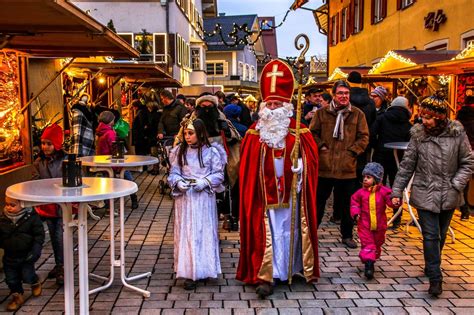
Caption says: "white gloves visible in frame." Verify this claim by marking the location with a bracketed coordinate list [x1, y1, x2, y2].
[193, 178, 209, 192]
[177, 180, 191, 192]
[291, 158, 303, 174]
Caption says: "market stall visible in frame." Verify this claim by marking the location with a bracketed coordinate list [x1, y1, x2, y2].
[0, 0, 138, 206]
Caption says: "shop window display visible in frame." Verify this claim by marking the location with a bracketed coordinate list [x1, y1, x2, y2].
[0, 52, 24, 173]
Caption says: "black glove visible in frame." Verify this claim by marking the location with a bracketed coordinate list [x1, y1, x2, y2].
[352, 214, 359, 224]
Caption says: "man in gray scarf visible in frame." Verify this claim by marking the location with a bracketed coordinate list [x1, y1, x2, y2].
[309, 80, 369, 249]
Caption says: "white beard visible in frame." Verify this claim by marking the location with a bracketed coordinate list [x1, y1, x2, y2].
[256, 103, 293, 149]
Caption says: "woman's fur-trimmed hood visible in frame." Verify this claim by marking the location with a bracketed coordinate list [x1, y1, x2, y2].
[410, 119, 465, 141]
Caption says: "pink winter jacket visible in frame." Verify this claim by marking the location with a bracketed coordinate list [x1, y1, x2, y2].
[350, 185, 394, 231]
[96, 122, 117, 155]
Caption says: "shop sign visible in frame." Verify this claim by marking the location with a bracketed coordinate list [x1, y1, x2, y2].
[424, 9, 447, 32]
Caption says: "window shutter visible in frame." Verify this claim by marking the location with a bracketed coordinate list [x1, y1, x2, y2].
[223, 62, 228, 76]
[359, 0, 364, 31]
[328, 15, 333, 45]
[169, 34, 176, 65]
[349, 1, 355, 34]
[337, 11, 341, 43]
[396, 0, 402, 10]
[370, 0, 375, 24]
[382, 0, 387, 18]
[153, 34, 166, 63]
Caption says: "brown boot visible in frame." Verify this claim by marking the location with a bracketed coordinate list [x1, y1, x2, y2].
[6, 293, 24, 311]
[31, 282, 42, 297]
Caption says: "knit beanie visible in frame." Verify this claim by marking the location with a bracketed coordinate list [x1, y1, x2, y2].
[347, 71, 362, 84]
[371, 86, 388, 101]
[390, 96, 412, 115]
[420, 92, 448, 120]
[41, 124, 63, 151]
[196, 95, 218, 107]
[362, 162, 384, 183]
[223, 104, 242, 119]
[98, 110, 115, 124]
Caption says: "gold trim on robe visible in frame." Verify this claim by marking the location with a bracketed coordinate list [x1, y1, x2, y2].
[257, 210, 274, 282]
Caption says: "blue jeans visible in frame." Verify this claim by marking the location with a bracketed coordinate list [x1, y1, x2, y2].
[3, 258, 39, 294]
[44, 217, 64, 266]
[123, 170, 134, 181]
[417, 209, 454, 282]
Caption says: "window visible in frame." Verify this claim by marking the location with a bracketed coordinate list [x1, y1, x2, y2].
[238, 62, 243, 76]
[465, 37, 474, 49]
[329, 14, 338, 46]
[371, 0, 387, 24]
[191, 48, 200, 70]
[424, 39, 448, 51]
[250, 66, 255, 81]
[206, 61, 228, 76]
[340, 7, 349, 41]
[153, 33, 167, 63]
[461, 30, 474, 49]
[397, 0, 415, 10]
[352, 0, 364, 34]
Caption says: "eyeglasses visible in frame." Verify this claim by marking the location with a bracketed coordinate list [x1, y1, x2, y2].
[335, 91, 350, 96]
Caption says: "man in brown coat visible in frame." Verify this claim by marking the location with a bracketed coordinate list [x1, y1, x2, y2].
[309, 80, 369, 248]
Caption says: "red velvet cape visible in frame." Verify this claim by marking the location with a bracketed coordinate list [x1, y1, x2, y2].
[236, 119, 320, 284]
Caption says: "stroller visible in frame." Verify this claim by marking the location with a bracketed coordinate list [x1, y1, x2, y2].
[156, 137, 174, 195]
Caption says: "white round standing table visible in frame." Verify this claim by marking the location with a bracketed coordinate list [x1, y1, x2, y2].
[384, 142, 455, 242]
[79, 155, 158, 296]
[6, 177, 137, 315]
[80, 155, 159, 179]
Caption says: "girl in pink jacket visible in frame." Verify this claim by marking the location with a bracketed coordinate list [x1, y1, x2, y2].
[351, 162, 394, 280]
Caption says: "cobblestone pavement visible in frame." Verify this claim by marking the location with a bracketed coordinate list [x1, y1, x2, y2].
[1, 172, 474, 314]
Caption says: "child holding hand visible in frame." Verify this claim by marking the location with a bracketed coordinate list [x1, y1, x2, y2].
[351, 162, 394, 280]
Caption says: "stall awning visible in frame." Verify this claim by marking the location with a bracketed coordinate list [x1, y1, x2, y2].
[71, 62, 182, 88]
[379, 57, 474, 76]
[0, 0, 139, 58]
[328, 66, 372, 81]
[369, 50, 459, 75]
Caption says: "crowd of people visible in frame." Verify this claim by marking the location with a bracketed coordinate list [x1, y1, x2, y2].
[2, 62, 474, 310]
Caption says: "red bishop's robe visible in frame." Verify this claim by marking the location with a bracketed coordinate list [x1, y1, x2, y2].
[236, 118, 319, 284]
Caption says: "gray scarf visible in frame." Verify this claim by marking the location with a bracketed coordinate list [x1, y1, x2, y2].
[4, 207, 29, 224]
[329, 100, 351, 141]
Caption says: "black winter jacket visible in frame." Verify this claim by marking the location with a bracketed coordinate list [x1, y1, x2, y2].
[350, 87, 377, 128]
[370, 105, 412, 161]
[158, 100, 188, 137]
[0, 209, 45, 261]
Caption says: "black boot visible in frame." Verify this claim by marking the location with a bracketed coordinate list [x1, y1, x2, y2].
[460, 207, 470, 221]
[428, 280, 443, 297]
[131, 194, 138, 209]
[364, 261, 375, 280]
[256, 282, 273, 299]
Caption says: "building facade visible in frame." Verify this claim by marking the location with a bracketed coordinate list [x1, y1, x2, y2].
[328, 0, 474, 73]
[204, 14, 260, 94]
[73, 0, 214, 89]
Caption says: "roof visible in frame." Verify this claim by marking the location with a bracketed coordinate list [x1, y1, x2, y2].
[380, 57, 474, 76]
[204, 14, 258, 51]
[369, 50, 459, 74]
[0, 0, 139, 58]
[70, 62, 181, 87]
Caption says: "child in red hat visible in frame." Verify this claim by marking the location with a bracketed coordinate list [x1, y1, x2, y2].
[32, 123, 66, 285]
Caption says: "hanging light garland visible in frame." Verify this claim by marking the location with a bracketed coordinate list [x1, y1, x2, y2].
[369, 51, 417, 74]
